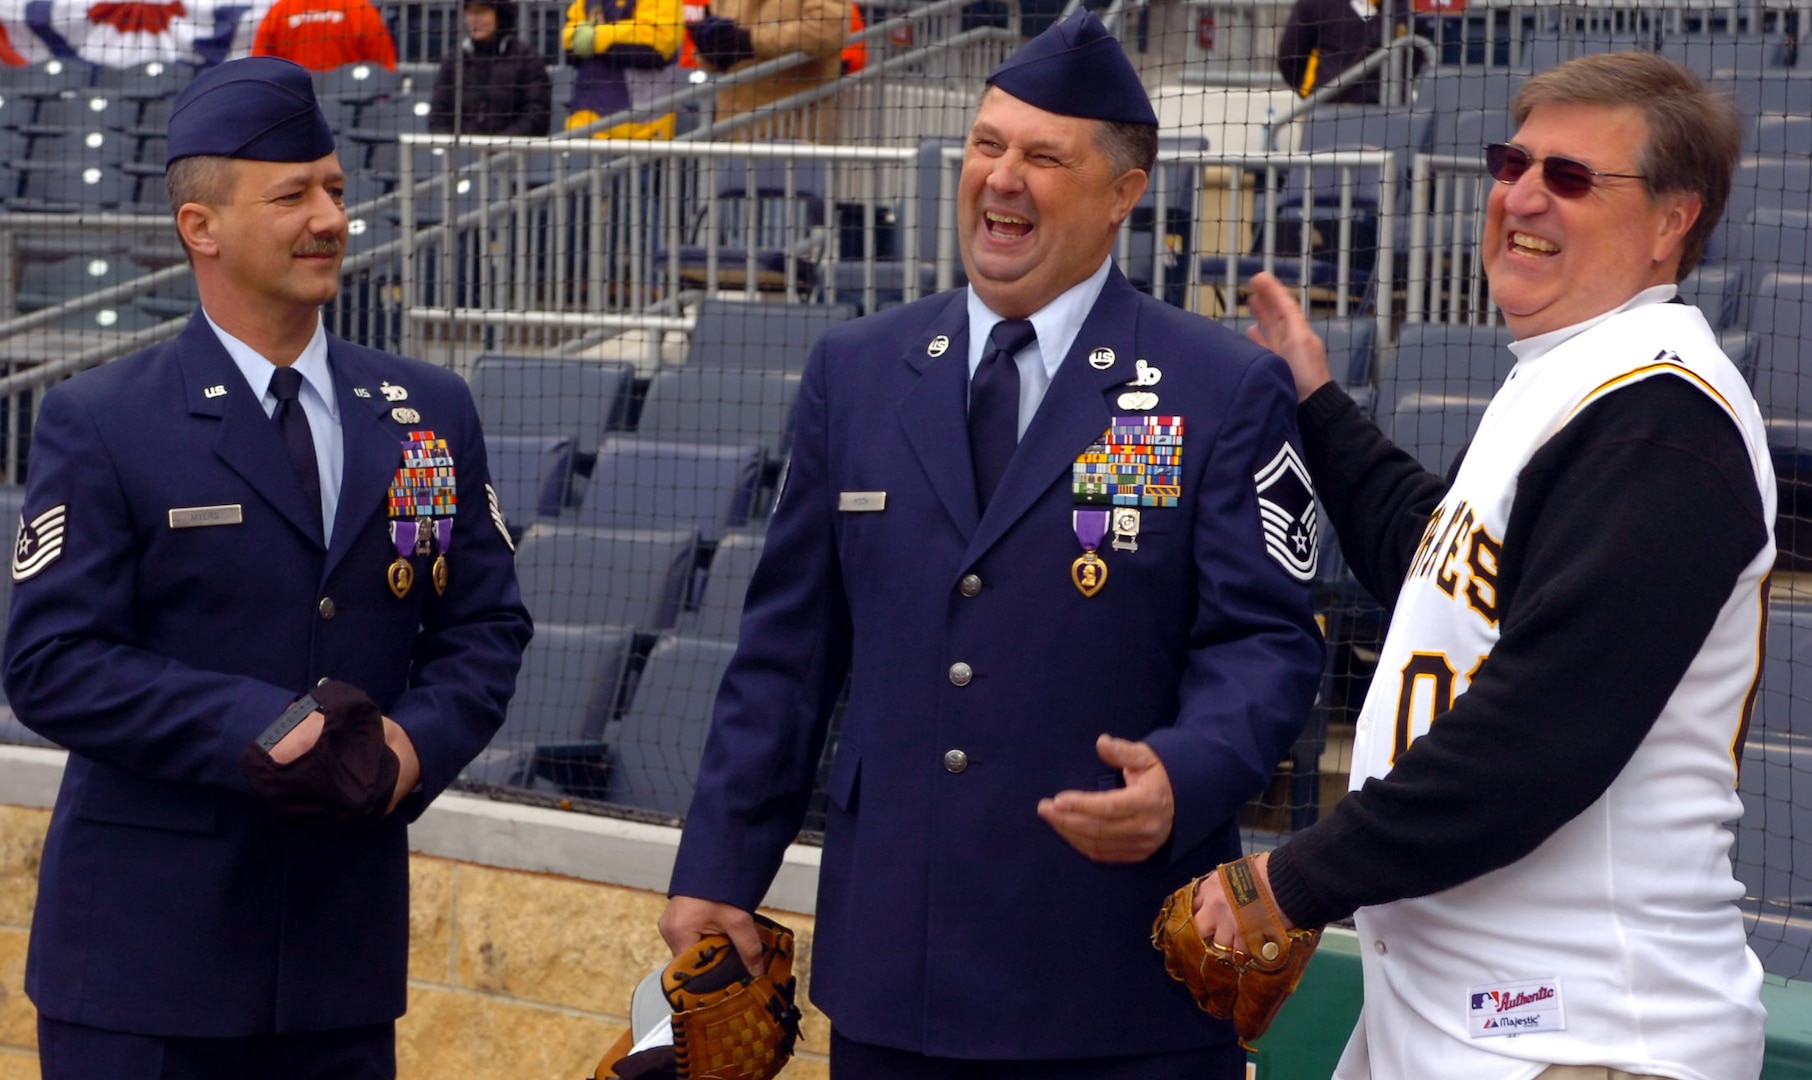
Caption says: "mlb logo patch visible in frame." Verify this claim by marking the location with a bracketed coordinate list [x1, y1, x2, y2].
[1467, 977, 1564, 1038]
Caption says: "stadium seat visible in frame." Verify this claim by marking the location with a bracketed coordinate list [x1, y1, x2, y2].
[513, 522, 697, 630]
[1661, 32, 1792, 74]
[1724, 156, 1812, 236]
[1720, 328, 1759, 384]
[479, 623, 634, 763]
[1522, 30, 1653, 72]
[1375, 321, 1513, 429]
[471, 355, 634, 461]
[1423, 69, 1528, 161]
[661, 154, 829, 298]
[1681, 261, 1745, 332]
[635, 368, 803, 462]
[606, 633, 739, 815]
[1383, 392, 1489, 478]
[1715, 69, 1812, 118]
[12, 253, 153, 332]
[574, 437, 763, 543]
[1746, 271, 1812, 449]
[816, 137, 962, 311]
[484, 433, 573, 532]
[683, 298, 856, 372]
[691, 527, 766, 640]
[1753, 114, 1812, 156]
[1217, 315, 1377, 409]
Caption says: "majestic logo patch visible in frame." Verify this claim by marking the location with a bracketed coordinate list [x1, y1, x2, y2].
[1468, 978, 1564, 1038]
[13, 504, 67, 582]
[1254, 442, 1318, 582]
[485, 483, 513, 551]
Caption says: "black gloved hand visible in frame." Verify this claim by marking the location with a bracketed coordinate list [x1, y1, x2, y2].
[689, 15, 755, 71]
[241, 679, 399, 837]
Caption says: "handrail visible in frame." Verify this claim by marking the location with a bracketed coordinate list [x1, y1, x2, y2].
[1265, 34, 1439, 145]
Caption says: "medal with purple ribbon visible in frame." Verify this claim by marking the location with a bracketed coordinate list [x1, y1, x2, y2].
[432, 517, 454, 595]
[388, 520, 417, 599]
[1071, 508, 1109, 598]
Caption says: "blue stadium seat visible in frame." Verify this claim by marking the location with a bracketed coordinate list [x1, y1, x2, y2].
[513, 522, 697, 630]
[661, 154, 829, 298]
[635, 368, 804, 463]
[1375, 320, 1513, 430]
[1733, 600, 1812, 978]
[1681, 261, 1745, 331]
[1217, 315, 1377, 410]
[1661, 33, 1791, 74]
[1521, 30, 1653, 72]
[606, 633, 739, 815]
[1746, 271, 1812, 449]
[490, 622, 635, 746]
[817, 137, 962, 311]
[1753, 114, 1812, 156]
[691, 526, 766, 640]
[484, 433, 573, 532]
[684, 298, 856, 372]
[471, 355, 634, 461]
[1423, 69, 1527, 160]
[1383, 392, 1489, 478]
[1724, 156, 1812, 236]
[1715, 70, 1812, 118]
[575, 437, 762, 543]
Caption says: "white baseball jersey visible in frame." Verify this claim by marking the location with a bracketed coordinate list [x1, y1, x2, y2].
[1337, 296, 1773, 1080]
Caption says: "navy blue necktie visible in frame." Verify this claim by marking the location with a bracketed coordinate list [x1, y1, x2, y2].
[270, 367, 323, 526]
[970, 318, 1036, 511]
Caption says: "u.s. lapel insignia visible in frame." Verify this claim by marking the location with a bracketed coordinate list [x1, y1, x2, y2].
[380, 381, 409, 402]
[203, 384, 227, 399]
[1117, 390, 1159, 411]
[353, 387, 372, 399]
[1254, 441, 1318, 582]
[392, 407, 422, 424]
[927, 335, 950, 357]
[1087, 347, 1116, 370]
[1127, 359, 1162, 387]
[12, 504, 66, 582]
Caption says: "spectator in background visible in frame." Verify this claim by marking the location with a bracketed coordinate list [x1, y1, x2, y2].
[1276, 0, 1414, 104]
[251, 0, 397, 72]
[430, 0, 553, 136]
[562, 0, 683, 138]
[687, 0, 847, 141]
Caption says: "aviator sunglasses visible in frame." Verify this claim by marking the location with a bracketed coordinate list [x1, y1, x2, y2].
[1483, 142, 1646, 199]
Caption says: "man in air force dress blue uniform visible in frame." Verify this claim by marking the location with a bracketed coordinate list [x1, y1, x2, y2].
[660, 14, 1324, 1078]
[3, 57, 532, 1080]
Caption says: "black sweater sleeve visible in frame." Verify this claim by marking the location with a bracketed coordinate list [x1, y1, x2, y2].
[1269, 374, 1769, 928]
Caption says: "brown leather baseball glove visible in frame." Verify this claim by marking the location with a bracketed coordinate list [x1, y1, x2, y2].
[1151, 854, 1321, 1049]
[596, 914, 802, 1080]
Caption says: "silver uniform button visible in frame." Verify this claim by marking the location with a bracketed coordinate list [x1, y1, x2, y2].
[318, 597, 337, 619]
[958, 574, 982, 598]
[1374, 939, 1388, 955]
[943, 749, 969, 774]
[948, 662, 973, 686]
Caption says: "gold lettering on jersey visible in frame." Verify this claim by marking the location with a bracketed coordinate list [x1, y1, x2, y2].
[1465, 530, 1504, 625]
[1406, 499, 1506, 630]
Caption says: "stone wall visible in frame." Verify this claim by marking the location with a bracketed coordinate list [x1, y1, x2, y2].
[0, 749, 829, 1079]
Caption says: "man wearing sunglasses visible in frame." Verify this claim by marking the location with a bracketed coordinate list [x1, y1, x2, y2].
[1192, 51, 1770, 1079]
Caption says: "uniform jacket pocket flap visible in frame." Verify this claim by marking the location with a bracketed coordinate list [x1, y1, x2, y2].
[75, 764, 219, 834]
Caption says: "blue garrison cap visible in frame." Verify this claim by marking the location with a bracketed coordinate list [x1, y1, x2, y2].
[986, 10, 1157, 127]
[166, 57, 336, 167]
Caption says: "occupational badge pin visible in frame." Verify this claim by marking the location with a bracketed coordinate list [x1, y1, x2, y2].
[1088, 347, 1116, 370]
[392, 407, 422, 424]
[1127, 359, 1162, 387]
[380, 382, 409, 402]
[1116, 391, 1160, 411]
[1071, 509, 1109, 598]
[927, 335, 950, 357]
[1111, 507, 1141, 552]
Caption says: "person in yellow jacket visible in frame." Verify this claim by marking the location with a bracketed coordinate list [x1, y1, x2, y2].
[563, 0, 685, 139]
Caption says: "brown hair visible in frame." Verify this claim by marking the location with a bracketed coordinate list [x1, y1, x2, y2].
[1514, 51, 1741, 280]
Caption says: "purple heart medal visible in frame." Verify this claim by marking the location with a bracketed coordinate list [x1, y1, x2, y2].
[1071, 508, 1109, 598]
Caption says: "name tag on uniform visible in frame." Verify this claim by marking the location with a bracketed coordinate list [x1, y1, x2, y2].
[168, 504, 244, 529]
[838, 491, 887, 512]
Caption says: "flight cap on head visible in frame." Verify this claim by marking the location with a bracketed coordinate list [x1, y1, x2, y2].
[984, 10, 1157, 127]
[166, 57, 336, 167]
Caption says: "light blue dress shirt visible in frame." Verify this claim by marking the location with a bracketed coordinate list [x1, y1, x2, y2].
[204, 311, 345, 544]
[965, 255, 1115, 438]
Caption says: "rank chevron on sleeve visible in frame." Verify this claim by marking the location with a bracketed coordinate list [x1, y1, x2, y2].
[12, 504, 67, 583]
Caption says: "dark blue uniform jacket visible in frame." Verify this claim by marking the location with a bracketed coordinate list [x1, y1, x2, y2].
[670, 269, 1323, 1059]
[3, 312, 532, 1037]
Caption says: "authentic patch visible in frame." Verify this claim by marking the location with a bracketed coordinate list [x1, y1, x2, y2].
[1468, 978, 1564, 1039]
[486, 483, 513, 551]
[13, 504, 67, 582]
[1254, 442, 1318, 582]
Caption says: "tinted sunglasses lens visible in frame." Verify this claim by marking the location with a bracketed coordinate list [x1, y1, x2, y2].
[1484, 144, 1528, 183]
[1541, 157, 1597, 198]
